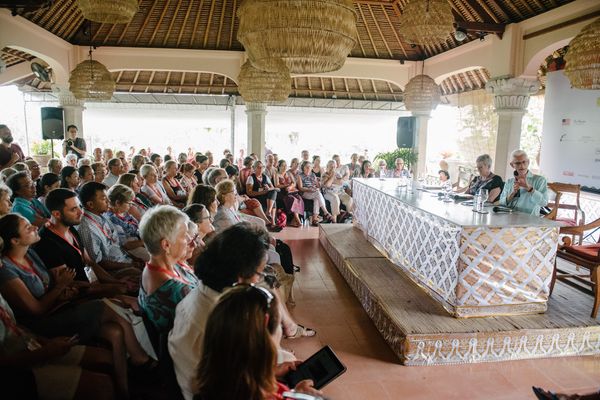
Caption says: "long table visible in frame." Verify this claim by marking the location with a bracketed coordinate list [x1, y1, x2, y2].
[352, 178, 561, 318]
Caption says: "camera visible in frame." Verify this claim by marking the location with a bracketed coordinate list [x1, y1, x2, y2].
[66, 139, 74, 147]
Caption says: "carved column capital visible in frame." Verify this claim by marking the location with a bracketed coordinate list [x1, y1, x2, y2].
[244, 102, 267, 114]
[53, 85, 85, 109]
[485, 77, 540, 114]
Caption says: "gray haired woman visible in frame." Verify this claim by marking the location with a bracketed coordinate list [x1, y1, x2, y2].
[466, 154, 504, 203]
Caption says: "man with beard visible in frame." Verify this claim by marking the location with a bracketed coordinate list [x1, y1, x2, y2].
[0, 124, 25, 170]
[33, 188, 132, 295]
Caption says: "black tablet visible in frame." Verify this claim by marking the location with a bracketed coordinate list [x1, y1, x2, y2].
[284, 345, 347, 390]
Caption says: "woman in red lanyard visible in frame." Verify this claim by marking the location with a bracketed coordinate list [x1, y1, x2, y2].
[140, 164, 171, 206]
[181, 203, 215, 265]
[138, 205, 198, 334]
[117, 173, 151, 222]
[161, 160, 187, 208]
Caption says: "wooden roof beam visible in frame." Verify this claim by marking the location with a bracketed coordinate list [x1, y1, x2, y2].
[203, 0, 217, 47]
[381, 4, 408, 59]
[356, 4, 379, 57]
[190, 0, 205, 47]
[149, 0, 173, 46]
[176, 0, 195, 47]
[368, 5, 393, 58]
[135, 1, 159, 45]
[216, 0, 228, 47]
[163, 0, 184, 46]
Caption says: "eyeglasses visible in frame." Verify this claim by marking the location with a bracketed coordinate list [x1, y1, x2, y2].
[512, 160, 529, 166]
[188, 233, 199, 246]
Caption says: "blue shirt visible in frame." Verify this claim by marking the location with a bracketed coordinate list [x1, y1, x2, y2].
[0, 249, 50, 299]
[11, 197, 50, 223]
[499, 171, 548, 216]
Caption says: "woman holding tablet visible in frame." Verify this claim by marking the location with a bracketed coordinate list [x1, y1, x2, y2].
[194, 284, 323, 400]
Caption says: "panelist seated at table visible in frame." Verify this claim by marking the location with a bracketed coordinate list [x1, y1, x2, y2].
[464, 154, 504, 203]
[499, 149, 548, 215]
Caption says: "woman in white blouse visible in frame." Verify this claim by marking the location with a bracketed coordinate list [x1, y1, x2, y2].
[140, 164, 172, 206]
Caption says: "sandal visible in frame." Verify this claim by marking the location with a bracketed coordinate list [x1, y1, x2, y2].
[310, 220, 319, 227]
[284, 324, 317, 339]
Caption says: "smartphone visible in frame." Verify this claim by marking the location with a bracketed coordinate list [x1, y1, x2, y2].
[68, 334, 80, 344]
[284, 345, 346, 390]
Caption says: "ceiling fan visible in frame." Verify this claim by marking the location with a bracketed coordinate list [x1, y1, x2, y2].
[30, 58, 52, 82]
[0, 1, 52, 16]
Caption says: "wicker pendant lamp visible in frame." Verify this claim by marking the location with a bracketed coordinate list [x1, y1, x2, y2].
[69, 48, 115, 101]
[398, 0, 454, 46]
[403, 74, 441, 115]
[238, 59, 291, 103]
[237, 0, 358, 74]
[564, 18, 600, 90]
[77, 0, 139, 24]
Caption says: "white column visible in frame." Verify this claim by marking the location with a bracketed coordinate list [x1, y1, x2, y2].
[413, 112, 431, 177]
[485, 77, 540, 179]
[245, 102, 267, 161]
[56, 88, 85, 137]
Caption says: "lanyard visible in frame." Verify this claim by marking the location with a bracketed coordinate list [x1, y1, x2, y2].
[0, 306, 25, 338]
[113, 212, 138, 228]
[145, 263, 193, 286]
[133, 197, 149, 210]
[84, 213, 115, 243]
[47, 224, 83, 258]
[166, 177, 182, 190]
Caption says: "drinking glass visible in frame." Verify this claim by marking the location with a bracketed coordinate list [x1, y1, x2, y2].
[478, 188, 489, 213]
[443, 182, 453, 202]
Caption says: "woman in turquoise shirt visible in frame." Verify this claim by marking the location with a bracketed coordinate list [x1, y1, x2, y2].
[6, 172, 50, 227]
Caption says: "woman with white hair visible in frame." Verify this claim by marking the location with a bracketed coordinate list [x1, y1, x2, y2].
[465, 154, 504, 203]
[0, 184, 12, 216]
[64, 153, 78, 168]
[140, 164, 171, 206]
[138, 206, 198, 334]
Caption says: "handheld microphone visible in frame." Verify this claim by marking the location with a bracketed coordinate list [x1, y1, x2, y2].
[513, 170, 519, 178]
[493, 206, 513, 213]
[513, 170, 521, 198]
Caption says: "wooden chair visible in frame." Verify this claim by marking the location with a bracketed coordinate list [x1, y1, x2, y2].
[550, 217, 600, 318]
[453, 166, 473, 191]
[543, 191, 562, 221]
[547, 182, 585, 244]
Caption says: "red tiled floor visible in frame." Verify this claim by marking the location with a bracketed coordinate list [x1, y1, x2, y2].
[275, 226, 600, 400]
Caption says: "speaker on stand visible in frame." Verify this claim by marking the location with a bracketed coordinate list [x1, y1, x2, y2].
[41, 107, 65, 158]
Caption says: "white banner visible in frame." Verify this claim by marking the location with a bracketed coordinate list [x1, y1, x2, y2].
[540, 71, 600, 191]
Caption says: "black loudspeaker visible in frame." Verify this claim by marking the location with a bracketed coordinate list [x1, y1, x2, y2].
[41, 107, 65, 140]
[396, 116, 416, 148]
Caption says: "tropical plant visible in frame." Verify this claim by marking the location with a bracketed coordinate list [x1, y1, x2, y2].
[374, 148, 418, 171]
[31, 140, 60, 157]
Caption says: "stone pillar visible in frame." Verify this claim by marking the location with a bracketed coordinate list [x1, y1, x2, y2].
[56, 89, 85, 137]
[245, 102, 267, 161]
[485, 77, 540, 179]
[413, 112, 431, 178]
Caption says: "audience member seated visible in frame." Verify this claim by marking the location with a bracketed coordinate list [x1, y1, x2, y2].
[193, 154, 209, 183]
[391, 158, 409, 178]
[356, 160, 374, 178]
[91, 162, 106, 183]
[102, 149, 114, 165]
[60, 166, 80, 192]
[47, 158, 63, 175]
[297, 161, 333, 226]
[194, 284, 324, 400]
[274, 159, 303, 227]
[150, 153, 163, 180]
[105, 185, 146, 261]
[77, 157, 91, 168]
[206, 167, 228, 187]
[161, 160, 187, 208]
[102, 158, 123, 188]
[130, 154, 145, 174]
[301, 149, 310, 162]
[138, 206, 198, 336]
[246, 160, 278, 227]
[0, 184, 12, 216]
[0, 167, 17, 183]
[78, 164, 95, 188]
[24, 159, 41, 182]
[188, 184, 218, 218]
[375, 159, 388, 178]
[346, 153, 360, 177]
[36, 173, 59, 206]
[77, 182, 144, 279]
[439, 170, 451, 188]
[64, 154, 78, 168]
[322, 160, 353, 223]
[178, 162, 197, 194]
[499, 149, 548, 215]
[264, 154, 277, 181]
[464, 154, 504, 203]
[140, 164, 171, 205]
[7, 172, 50, 227]
[312, 155, 323, 178]
[0, 291, 122, 399]
[92, 147, 102, 163]
[181, 204, 214, 265]
[11, 162, 29, 174]
[239, 156, 254, 193]
[117, 173, 151, 221]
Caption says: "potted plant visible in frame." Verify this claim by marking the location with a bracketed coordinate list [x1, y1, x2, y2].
[374, 148, 418, 174]
[31, 140, 59, 167]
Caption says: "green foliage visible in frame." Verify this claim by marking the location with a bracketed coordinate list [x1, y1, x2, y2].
[31, 140, 60, 157]
[374, 148, 418, 171]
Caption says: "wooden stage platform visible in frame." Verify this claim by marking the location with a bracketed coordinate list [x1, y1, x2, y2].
[319, 224, 600, 365]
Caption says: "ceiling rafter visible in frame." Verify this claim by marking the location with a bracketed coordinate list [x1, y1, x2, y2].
[149, 0, 172, 46]
[163, 0, 184, 47]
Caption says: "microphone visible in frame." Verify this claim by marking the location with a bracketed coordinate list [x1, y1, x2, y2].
[513, 170, 519, 178]
[493, 206, 513, 213]
[513, 170, 520, 198]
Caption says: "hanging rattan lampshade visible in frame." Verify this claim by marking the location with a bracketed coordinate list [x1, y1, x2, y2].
[77, 0, 139, 24]
[398, 0, 454, 46]
[238, 59, 291, 103]
[564, 18, 600, 90]
[69, 59, 115, 101]
[403, 74, 441, 115]
[237, 0, 358, 74]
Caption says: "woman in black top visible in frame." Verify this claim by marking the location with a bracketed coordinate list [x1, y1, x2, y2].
[466, 154, 504, 203]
